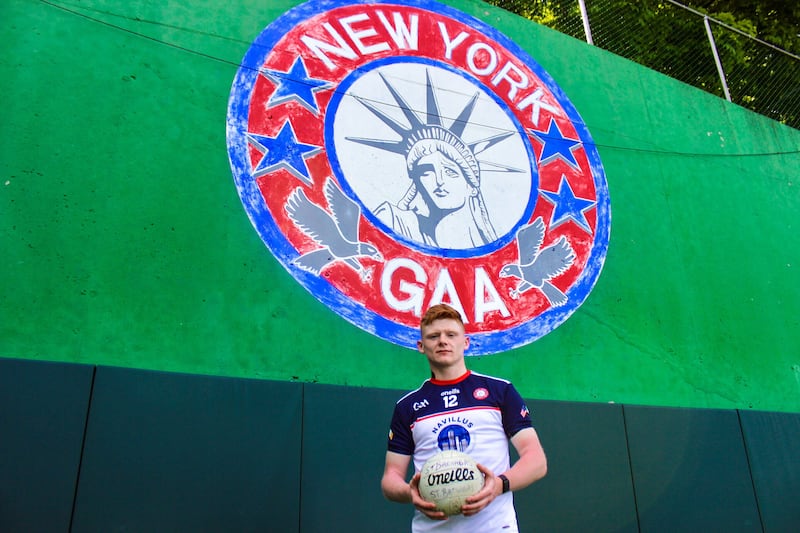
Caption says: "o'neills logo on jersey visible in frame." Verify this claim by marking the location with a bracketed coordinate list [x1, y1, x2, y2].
[227, 0, 611, 354]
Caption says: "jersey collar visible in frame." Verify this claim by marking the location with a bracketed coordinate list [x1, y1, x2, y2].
[430, 370, 471, 386]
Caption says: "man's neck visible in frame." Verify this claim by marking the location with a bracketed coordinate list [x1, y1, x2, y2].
[430, 363, 468, 382]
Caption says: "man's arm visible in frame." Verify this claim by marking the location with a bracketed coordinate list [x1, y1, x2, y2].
[502, 426, 547, 492]
[381, 451, 413, 503]
[462, 427, 546, 516]
[381, 451, 446, 520]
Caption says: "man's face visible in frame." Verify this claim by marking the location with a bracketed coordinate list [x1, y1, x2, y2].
[417, 318, 470, 368]
[414, 152, 470, 212]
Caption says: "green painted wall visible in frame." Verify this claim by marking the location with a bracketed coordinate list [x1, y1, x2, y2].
[3, 0, 799, 412]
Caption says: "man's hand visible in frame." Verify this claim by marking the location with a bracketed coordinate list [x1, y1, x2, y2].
[409, 473, 448, 520]
[460, 463, 501, 517]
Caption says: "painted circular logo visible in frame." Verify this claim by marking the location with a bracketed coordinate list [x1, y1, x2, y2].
[226, 0, 611, 354]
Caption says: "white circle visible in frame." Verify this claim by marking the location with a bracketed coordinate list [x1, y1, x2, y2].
[331, 61, 533, 249]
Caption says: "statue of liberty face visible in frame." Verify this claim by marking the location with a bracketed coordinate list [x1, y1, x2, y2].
[412, 151, 472, 213]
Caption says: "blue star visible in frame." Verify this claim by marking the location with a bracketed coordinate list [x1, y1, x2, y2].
[259, 57, 332, 114]
[247, 121, 321, 186]
[541, 175, 595, 233]
[529, 119, 582, 168]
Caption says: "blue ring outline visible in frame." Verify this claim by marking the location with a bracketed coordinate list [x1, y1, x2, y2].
[325, 55, 539, 258]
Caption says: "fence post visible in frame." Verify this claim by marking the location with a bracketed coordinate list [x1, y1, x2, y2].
[704, 16, 732, 102]
[578, 0, 594, 45]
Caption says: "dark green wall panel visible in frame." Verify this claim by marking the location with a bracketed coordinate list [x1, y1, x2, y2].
[71, 367, 302, 532]
[518, 400, 638, 533]
[625, 405, 761, 532]
[0, 359, 93, 533]
[300, 384, 412, 533]
[3, 360, 800, 531]
[740, 410, 800, 533]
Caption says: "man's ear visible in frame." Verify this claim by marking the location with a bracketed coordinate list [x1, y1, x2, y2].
[417, 340, 424, 353]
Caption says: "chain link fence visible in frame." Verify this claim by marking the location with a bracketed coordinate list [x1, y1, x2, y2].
[487, 0, 800, 129]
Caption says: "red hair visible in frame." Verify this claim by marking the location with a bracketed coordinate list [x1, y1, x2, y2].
[420, 304, 464, 329]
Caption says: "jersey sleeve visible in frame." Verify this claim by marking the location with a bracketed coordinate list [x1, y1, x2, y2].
[387, 401, 414, 455]
[500, 383, 534, 438]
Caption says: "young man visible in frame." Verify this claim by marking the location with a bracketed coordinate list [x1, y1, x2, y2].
[381, 304, 547, 531]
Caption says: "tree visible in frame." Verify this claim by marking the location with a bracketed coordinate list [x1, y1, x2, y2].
[486, 0, 800, 128]
[688, 1, 800, 55]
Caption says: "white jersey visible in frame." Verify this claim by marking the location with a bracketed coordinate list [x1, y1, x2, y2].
[387, 371, 533, 532]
